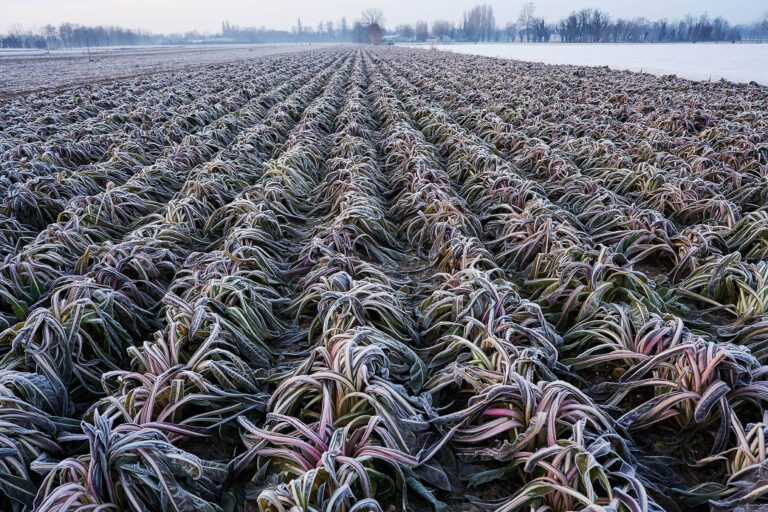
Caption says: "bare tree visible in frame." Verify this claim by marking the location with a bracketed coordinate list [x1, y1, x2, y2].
[397, 23, 415, 41]
[351, 21, 367, 43]
[518, 2, 536, 42]
[589, 9, 610, 42]
[360, 8, 385, 44]
[462, 4, 495, 42]
[531, 18, 552, 42]
[415, 20, 429, 42]
[340, 17, 349, 40]
[481, 5, 496, 41]
[361, 9, 384, 27]
[41, 24, 58, 49]
[502, 22, 516, 42]
[559, 13, 579, 42]
[432, 19, 453, 41]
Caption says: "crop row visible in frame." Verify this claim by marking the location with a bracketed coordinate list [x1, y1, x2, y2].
[368, 48, 768, 510]
[0, 46, 766, 512]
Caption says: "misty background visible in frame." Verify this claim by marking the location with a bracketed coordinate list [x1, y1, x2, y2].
[4, 0, 766, 33]
[2, 0, 767, 48]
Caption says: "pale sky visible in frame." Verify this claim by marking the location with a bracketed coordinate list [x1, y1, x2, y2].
[1, 0, 765, 34]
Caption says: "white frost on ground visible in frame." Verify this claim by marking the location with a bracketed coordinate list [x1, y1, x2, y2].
[409, 43, 768, 85]
[0, 44, 327, 96]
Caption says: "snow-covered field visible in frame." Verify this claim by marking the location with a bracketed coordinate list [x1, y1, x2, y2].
[410, 43, 768, 85]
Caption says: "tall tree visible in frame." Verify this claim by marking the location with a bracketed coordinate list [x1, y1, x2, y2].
[463, 4, 495, 42]
[518, 2, 536, 42]
[398, 23, 415, 41]
[432, 20, 453, 41]
[360, 9, 384, 44]
[415, 20, 429, 42]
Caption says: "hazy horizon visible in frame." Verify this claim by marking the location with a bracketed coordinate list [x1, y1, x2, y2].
[2, 0, 765, 35]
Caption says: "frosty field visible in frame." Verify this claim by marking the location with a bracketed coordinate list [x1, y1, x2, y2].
[413, 42, 768, 85]
[0, 44, 324, 97]
[0, 45, 767, 512]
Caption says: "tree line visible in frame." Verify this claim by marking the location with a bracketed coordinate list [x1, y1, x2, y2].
[557, 10, 745, 43]
[1, 23, 163, 49]
[223, 9, 386, 44]
[222, 17, 353, 44]
[0, 13, 381, 48]
[2, 4, 768, 49]
[397, 4, 768, 44]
